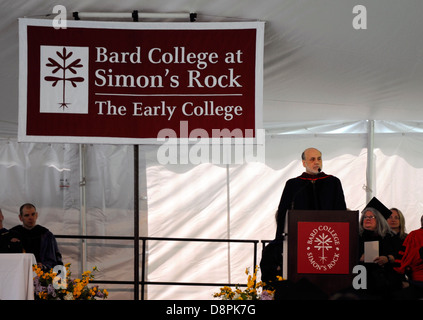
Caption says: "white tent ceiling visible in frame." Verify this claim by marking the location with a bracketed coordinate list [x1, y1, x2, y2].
[1, 0, 423, 137]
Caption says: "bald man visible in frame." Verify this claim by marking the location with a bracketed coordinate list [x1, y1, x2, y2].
[274, 148, 346, 239]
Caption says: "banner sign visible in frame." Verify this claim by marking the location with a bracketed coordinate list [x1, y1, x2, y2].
[18, 18, 264, 144]
[297, 222, 350, 274]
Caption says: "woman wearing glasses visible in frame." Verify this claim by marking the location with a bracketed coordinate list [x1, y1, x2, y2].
[358, 206, 403, 298]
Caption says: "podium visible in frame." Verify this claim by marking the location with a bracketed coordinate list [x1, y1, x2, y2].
[282, 210, 358, 295]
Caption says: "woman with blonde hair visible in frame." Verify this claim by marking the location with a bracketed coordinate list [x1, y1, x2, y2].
[389, 208, 408, 240]
[358, 207, 402, 297]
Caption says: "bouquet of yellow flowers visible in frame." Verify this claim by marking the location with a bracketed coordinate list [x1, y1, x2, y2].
[33, 263, 108, 300]
[213, 266, 283, 300]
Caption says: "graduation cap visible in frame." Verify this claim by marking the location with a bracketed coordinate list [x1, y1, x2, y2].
[364, 197, 392, 220]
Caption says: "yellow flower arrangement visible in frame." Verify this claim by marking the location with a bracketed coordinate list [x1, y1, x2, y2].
[33, 263, 108, 300]
[213, 266, 284, 300]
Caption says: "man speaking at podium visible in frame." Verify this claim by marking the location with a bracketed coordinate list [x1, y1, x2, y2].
[274, 147, 347, 240]
[261, 148, 347, 287]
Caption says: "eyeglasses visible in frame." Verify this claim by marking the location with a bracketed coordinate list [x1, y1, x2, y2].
[388, 216, 400, 220]
[363, 215, 376, 220]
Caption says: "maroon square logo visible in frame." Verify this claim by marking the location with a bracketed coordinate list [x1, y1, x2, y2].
[297, 222, 350, 274]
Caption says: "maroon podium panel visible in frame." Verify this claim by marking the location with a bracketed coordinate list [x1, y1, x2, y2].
[284, 210, 358, 295]
[297, 221, 350, 274]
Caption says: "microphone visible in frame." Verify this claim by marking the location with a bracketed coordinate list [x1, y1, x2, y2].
[318, 168, 321, 173]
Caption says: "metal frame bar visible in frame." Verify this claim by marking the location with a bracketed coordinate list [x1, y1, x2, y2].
[55, 234, 260, 300]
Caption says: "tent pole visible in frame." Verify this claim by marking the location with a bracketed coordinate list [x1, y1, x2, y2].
[134, 145, 140, 300]
[79, 144, 87, 273]
[366, 120, 375, 203]
[226, 164, 231, 284]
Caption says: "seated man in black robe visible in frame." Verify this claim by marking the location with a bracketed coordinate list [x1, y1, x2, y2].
[11, 203, 62, 270]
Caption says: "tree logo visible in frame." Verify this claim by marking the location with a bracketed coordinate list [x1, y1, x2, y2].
[297, 222, 349, 274]
[44, 47, 84, 110]
[306, 226, 340, 271]
[40, 46, 89, 114]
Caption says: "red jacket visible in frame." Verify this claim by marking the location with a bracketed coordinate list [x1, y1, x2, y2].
[394, 228, 423, 282]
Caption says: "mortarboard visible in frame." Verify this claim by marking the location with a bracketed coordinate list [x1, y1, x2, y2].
[364, 197, 392, 220]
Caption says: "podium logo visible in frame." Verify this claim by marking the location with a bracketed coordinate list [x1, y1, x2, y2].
[306, 225, 341, 272]
[40, 46, 89, 113]
[298, 222, 349, 274]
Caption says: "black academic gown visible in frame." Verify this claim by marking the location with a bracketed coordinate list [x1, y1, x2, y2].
[0, 228, 23, 253]
[358, 230, 403, 296]
[275, 172, 346, 239]
[11, 225, 63, 269]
